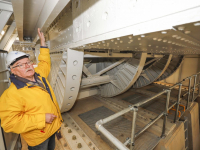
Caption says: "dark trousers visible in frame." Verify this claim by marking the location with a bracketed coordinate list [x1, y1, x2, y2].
[28, 133, 55, 150]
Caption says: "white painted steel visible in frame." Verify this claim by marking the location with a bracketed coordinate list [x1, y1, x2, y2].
[32, 0, 71, 42]
[4, 33, 17, 51]
[52, 49, 84, 113]
[11, 0, 23, 41]
[0, 21, 16, 50]
[0, 10, 12, 35]
[100, 53, 147, 97]
[0, 1, 13, 11]
[95, 59, 126, 76]
[66, 0, 200, 50]
[133, 54, 173, 88]
[84, 52, 133, 58]
[81, 75, 111, 89]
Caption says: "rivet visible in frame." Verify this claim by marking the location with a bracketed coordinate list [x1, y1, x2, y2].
[138, 38, 141, 40]
[185, 31, 191, 34]
[117, 37, 120, 40]
[115, 42, 118, 44]
[77, 143, 82, 148]
[120, 41, 123, 43]
[88, 142, 92, 146]
[163, 40, 167, 42]
[64, 123, 68, 127]
[68, 129, 72, 133]
[111, 39, 114, 42]
[153, 38, 157, 40]
[172, 35, 177, 38]
[194, 22, 200, 26]
[72, 135, 76, 140]
[161, 31, 167, 34]
[178, 26, 185, 30]
[64, 143, 68, 147]
[128, 36, 132, 39]
[82, 134, 85, 137]
[157, 39, 162, 41]
[141, 35, 145, 37]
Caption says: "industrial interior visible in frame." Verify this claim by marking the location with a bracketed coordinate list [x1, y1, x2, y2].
[0, 0, 200, 150]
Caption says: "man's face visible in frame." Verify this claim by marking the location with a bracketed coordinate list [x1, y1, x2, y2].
[10, 58, 35, 79]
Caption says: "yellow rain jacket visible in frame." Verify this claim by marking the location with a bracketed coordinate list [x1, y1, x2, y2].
[0, 48, 63, 146]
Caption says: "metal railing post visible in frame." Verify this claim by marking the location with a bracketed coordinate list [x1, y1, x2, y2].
[174, 84, 182, 123]
[192, 75, 197, 102]
[162, 90, 171, 137]
[198, 75, 200, 96]
[186, 77, 192, 109]
[130, 106, 138, 150]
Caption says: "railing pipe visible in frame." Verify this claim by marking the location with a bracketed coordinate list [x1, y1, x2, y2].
[95, 120, 129, 150]
[135, 112, 164, 138]
[101, 107, 132, 124]
[134, 90, 166, 107]
[199, 75, 200, 96]
[192, 75, 197, 102]
[186, 77, 192, 109]
[130, 106, 138, 150]
[161, 90, 171, 137]
[174, 84, 182, 123]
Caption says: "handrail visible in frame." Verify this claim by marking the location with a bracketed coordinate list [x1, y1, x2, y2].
[95, 72, 200, 150]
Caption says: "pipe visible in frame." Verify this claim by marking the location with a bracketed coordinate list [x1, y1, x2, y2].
[174, 84, 182, 123]
[130, 107, 138, 150]
[95, 120, 129, 150]
[134, 90, 166, 107]
[95, 59, 126, 76]
[186, 77, 192, 109]
[192, 75, 197, 102]
[135, 112, 164, 138]
[101, 107, 132, 124]
[162, 90, 170, 137]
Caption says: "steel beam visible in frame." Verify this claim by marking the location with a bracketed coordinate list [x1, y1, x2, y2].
[0, 1, 13, 12]
[0, 10, 12, 35]
[67, 0, 200, 49]
[32, 0, 70, 43]
[4, 33, 18, 51]
[11, 0, 23, 41]
[0, 21, 16, 50]
[84, 52, 133, 58]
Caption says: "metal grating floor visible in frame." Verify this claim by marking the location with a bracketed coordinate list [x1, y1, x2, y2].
[78, 106, 140, 148]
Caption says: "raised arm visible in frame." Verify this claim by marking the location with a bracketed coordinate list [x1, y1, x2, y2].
[34, 28, 51, 78]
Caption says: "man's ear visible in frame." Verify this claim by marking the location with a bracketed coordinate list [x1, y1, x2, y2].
[10, 68, 15, 74]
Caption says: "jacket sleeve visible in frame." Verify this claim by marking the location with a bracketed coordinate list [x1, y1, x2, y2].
[34, 48, 51, 78]
[0, 91, 46, 134]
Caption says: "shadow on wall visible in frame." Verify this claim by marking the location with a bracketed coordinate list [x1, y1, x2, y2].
[162, 56, 200, 86]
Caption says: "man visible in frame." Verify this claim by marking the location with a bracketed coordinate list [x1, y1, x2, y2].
[0, 28, 62, 150]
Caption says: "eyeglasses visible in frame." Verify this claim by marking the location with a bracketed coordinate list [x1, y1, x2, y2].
[11, 61, 33, 69]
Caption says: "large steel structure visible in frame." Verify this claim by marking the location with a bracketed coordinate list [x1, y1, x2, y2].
[0, 0, 200, 149]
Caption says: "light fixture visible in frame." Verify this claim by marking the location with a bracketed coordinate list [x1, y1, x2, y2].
[1, 30, 5, 35]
